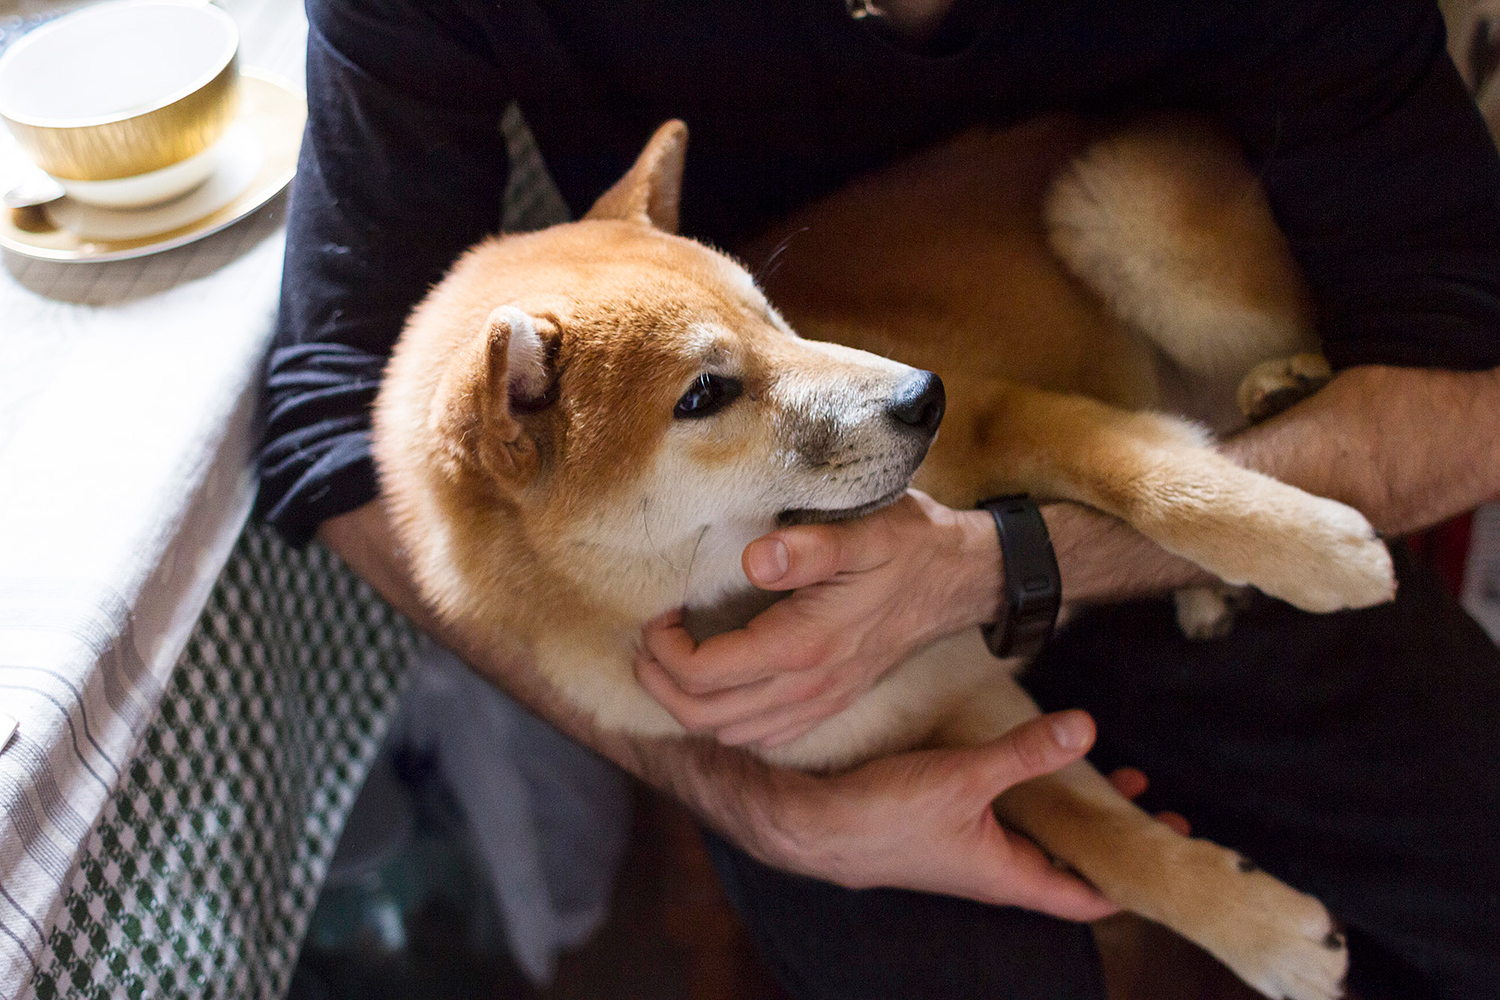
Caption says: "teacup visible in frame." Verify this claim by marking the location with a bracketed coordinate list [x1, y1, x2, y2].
[0, 0, 240, 209]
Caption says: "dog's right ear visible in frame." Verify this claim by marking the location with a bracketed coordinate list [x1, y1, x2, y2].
[429, 305, 551, 481]
[584, 120, 688, 234]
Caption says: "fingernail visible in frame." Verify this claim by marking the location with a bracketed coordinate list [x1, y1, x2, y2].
[747, 538, 789, 583]
[1050, 712, 1089, 750]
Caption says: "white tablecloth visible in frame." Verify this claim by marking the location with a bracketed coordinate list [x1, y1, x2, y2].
[0, 1, 311, 992]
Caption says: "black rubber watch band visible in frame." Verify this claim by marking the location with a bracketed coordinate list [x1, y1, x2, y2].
[978, 494, 1062, 659]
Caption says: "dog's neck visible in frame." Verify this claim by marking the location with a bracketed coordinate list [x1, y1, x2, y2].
[560, 504, 776, 627]
[681, 587, 785, 643]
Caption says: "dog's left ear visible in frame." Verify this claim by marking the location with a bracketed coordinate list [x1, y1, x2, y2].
[429, 305, 552, 481]
[584, 120, 688, 234]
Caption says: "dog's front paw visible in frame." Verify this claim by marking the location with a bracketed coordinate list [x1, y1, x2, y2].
[1248, 493, 1394, 614]
[1170, 840, 1348, 1000]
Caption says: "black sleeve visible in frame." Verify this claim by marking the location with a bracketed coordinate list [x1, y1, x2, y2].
[254, 0, 512, 546]
[1211, 0, 1500, 372]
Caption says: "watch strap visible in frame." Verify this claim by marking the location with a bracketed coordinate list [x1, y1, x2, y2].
[978, 494, 1061, 658]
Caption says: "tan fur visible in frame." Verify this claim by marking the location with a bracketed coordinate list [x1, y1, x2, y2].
[373, 119, 1392, 1000]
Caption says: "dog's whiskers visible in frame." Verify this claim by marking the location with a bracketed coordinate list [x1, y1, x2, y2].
[680, 524, 710, 606]
[641, 496, 684, 571]
[754, 226, 810, 284]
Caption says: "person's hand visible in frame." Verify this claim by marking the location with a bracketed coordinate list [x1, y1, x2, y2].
[755, 710, 1191, 919]
[765, 710, 1132, 919]
[636, 490, 1002, 748]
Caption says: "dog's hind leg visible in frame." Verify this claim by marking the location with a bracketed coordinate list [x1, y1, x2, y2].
[915, 378, 1393, 613]
[1044, 119, 1317, 389]
[929, 634, 1348, 1000]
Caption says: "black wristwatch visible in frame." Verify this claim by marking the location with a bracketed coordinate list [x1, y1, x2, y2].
[977, 495, 1062, 659]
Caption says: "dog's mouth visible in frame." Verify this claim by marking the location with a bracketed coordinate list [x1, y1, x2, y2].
[776, 486, 909, 527]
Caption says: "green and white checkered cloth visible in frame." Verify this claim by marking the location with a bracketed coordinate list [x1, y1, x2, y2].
[26, 527, 419, 1000]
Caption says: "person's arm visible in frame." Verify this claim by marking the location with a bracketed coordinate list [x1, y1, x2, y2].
[639, 361, 1500, 749]
[256, 0, 514, 543]
[1221, 363, 1500, 536]
[318, 500, 1121, 919]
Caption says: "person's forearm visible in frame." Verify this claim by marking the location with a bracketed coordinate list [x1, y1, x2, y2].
[965, 363, 1500, 614]
[316, 501, 820, 868]
[1220, 363, 1500, 537]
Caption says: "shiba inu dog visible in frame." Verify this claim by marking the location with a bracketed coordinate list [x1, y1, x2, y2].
[373, 118, 1395, 1000]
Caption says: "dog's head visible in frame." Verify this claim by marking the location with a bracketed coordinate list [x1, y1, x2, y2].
[376, 121, 944, 628]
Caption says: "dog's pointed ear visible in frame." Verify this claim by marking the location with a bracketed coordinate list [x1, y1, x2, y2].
[429, 305, 551, 480]
[584, 120, 688, 233]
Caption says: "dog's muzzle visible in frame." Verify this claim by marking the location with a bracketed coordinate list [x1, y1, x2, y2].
[777, 369, 944, 527]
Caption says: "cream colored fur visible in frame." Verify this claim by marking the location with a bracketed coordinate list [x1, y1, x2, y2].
[373, 118, 1392, 1000]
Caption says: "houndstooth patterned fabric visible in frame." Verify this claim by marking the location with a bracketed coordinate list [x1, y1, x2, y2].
[24, 525, 419, 1000]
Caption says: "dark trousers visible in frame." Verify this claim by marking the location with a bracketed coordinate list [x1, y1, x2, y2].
[706, 543, 1500, 1000]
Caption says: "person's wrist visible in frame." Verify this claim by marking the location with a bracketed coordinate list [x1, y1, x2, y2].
[1038, 500, 1096, 602]
[749, 766, 852, 879]
[948, 507, 1006, 630]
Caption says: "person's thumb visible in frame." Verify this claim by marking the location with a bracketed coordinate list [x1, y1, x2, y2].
[743, 523, 848, 589]
[978, 711, 1096, 792]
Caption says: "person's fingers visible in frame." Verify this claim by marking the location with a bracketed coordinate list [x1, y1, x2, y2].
[638, 614, 706, 678]
[1105, 767, 1190, 835]
[644, 597, 845, 692]
[640, 612, 801, 692]
[755, 710, 836, 750]
[633, 655, 784, 733]
[1108, 767, 1149, 800]
[743, 500, 913, 589]
[717, 700, 814, 747]
[982, 825, 1119, 921]
[1156, 811, 1191, 837]
[728, 692, 857, 749]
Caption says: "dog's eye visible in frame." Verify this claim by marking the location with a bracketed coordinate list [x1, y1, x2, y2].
[674, 373, 743, 419]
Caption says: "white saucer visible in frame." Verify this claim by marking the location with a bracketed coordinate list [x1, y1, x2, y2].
[48, 122, 262, 238]
[0, 69, 305, 262]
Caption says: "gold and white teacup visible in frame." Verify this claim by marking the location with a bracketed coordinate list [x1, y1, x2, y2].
[0, 1, 241, 209]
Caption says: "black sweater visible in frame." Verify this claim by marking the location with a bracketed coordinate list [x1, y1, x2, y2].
[257, 0, 1500, 545]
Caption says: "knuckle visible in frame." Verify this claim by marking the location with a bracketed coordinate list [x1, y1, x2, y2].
[787, 637, 829, 673]
[1009, 731, 1056, 777]
[678, 674, 718, 697]
[718, 727, 757, 747]
[798, 672, 839, 702]
[802, 524, 846, 573]
[828, 690, 859, 717]
[670, 702, 716, 733]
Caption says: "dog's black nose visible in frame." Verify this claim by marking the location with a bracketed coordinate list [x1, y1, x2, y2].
[888, 371, 945, 435]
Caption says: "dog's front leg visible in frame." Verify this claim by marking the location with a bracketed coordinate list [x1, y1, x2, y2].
[915, 378, 1393, 614]
[928, 633, 1348, 1000]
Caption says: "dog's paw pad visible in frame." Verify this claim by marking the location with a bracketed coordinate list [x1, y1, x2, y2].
[1222, 871, 1348, 1000]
